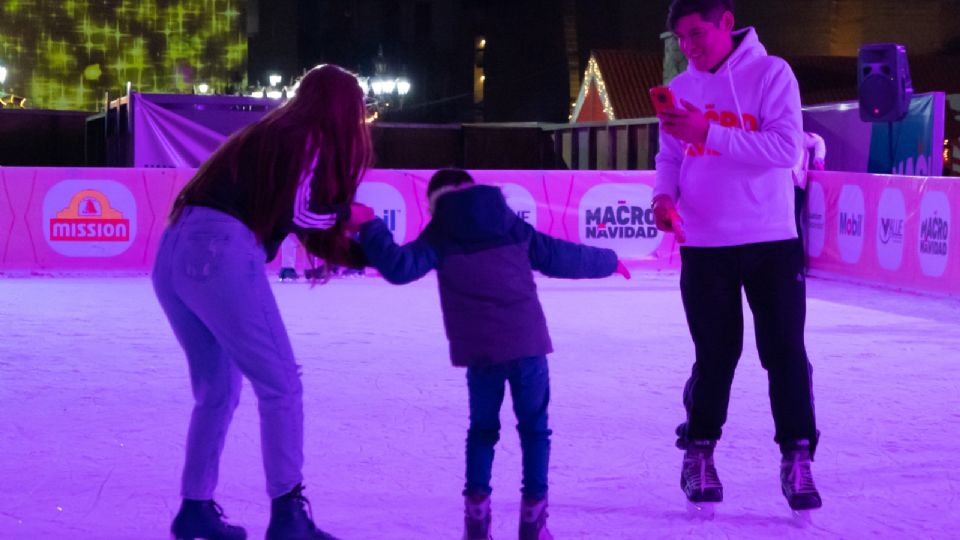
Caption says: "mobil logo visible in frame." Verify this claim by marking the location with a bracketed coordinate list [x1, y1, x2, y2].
[837, 184, 865, 264]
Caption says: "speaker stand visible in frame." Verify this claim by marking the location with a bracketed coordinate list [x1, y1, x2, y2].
[888, 122, 894, 174]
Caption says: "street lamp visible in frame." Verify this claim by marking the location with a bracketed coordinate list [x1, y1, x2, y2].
[268, 74, 282, 87]
[370, 77, 410, 98]
[286, 80, 300, 99]
[397, 78, 411, 96]
[0, 65, 7, 86]
[365, 46, 413, 113]
[197, 83, 210, 94]
[381, 79, 396, 95]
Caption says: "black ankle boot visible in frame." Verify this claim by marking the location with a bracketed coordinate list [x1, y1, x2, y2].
[170, 499, 246, 540]
[266, 484, 339, 540]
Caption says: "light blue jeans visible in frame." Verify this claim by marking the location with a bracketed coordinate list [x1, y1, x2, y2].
[152, 206, 304, 499]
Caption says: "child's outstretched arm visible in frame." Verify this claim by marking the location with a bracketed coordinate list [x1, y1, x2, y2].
[527, 225, 621, 279]
[358, 218, 438, 285]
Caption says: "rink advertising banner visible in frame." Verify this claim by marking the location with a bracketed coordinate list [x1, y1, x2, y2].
[3, 167, 958, 297]
[352, 170, 677, 269]
[806, 171, 960, 296]
[867, 93, 946, 177]
[0, 168, 678, 274]
[44, 181, 137, 256]
[802, 93, 946, 176]
[0, 168, 191, 272]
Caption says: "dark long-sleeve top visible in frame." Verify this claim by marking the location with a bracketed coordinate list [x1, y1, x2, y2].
[181, 133, 350, 261]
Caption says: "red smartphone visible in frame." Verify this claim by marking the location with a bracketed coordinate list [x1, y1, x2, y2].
[649, 86, 680, 114]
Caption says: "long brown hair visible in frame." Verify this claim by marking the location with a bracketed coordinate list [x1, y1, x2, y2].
[170, 64, 373, 266]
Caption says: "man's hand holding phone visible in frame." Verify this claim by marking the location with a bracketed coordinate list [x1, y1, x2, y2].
[652, 87, 709, 145]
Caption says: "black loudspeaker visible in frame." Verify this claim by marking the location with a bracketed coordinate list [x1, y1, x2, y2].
[858, 43, 913, 122]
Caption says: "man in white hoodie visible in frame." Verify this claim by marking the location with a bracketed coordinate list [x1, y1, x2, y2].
[652, 0, 822, 516]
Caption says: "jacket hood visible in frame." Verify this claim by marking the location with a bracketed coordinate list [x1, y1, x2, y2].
[431, 184, 518, 242]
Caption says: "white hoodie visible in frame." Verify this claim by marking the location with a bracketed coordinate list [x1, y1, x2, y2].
[654, 27, 802, 247]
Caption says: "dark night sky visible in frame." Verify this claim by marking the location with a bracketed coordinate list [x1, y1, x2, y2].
[247, 0, 960, 123]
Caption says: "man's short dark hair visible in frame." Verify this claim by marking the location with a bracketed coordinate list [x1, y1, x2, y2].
[667, 0, 735, 31]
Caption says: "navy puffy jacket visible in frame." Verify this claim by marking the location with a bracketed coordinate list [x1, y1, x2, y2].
[359, 184, 617, 366]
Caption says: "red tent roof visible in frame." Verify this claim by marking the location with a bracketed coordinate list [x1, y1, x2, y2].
[572, 50, 664, 121]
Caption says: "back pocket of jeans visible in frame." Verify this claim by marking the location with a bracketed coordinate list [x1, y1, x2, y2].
[182, 232, 232, 282]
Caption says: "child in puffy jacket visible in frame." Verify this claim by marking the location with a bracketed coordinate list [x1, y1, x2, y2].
[356, 168, 629, 540]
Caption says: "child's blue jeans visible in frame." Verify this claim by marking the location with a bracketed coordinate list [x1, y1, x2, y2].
[464, 355, 551, 500]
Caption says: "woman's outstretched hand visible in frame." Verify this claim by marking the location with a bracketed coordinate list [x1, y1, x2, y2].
[346, 203, 376, 231]
[615, 260, 632, 280]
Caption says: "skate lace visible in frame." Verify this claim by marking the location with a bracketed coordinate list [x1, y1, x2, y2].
[784, 454, 817, 494]
[685, 453, 721, 491]
[210, 501, 228, 520]
[289, 484, 316, 523]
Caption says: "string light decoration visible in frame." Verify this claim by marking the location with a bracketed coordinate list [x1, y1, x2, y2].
[0, 94, 27, 108]
[569, 55, 616, 121]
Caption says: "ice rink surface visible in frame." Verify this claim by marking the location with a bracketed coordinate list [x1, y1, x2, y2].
[1, 272, 958, 539]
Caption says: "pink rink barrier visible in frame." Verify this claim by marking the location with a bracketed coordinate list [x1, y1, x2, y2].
[1, 167, 956, 296]
[805, 171, 959, 296]
[0, 168, 678, 275]
[0, 168, 192, 274]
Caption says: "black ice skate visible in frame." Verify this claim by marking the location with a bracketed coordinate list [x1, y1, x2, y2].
[681, 439, 723, 519]
[303, 267, 325, 281]
[780, 439, 822, 523]
[170, 499, 247, 540]
[519, 496, 553, 540]
[266, 484, 339, 540]
[462, 493, 492, 540]
[279, 267, 300, 282]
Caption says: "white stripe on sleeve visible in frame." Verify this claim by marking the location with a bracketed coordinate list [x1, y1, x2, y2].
[292, 150, 338, 230]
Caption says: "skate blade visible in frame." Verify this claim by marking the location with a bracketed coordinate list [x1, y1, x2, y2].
[461, 533, 493, 540]
[791, 509, 813, 527]
[685, 500, 717, 520]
